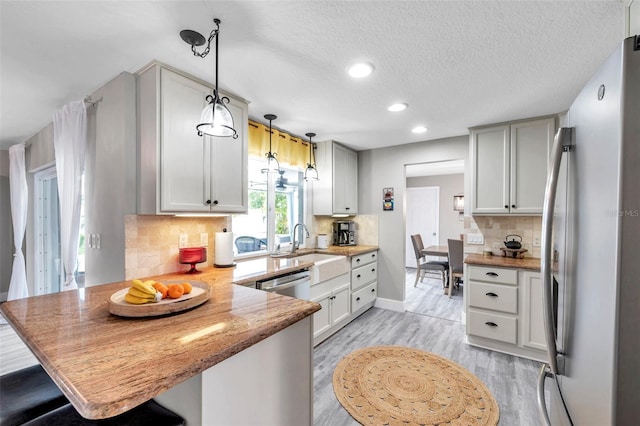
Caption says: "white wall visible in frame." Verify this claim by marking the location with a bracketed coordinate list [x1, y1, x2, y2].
[406, 173, 465, 245]
[358, 135, 469, 303]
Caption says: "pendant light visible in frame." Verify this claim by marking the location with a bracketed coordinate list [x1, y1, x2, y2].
[261, 114, 280, 174]
[180, 18, 237, 139]
[304, 132, 319, 181]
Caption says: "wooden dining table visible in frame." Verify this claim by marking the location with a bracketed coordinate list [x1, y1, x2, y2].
[421, 245, 449, 257]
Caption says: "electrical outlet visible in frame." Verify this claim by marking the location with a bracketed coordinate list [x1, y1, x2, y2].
[200, 233, 208, 247]
[533, 236, 541, 247]
[179, 234, 188, 248]
[467, 233, 484, 245]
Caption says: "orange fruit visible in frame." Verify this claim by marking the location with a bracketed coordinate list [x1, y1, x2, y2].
[152, 282, 168, 299]
[181, 282, 193, 294]
[167, 284, 185, 299]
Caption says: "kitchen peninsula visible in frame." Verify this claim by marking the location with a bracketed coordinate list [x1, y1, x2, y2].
[0, 257, 321, 425]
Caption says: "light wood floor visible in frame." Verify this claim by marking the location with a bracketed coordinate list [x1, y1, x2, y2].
[2, 271, 543, 426]
[313, 269, 543, 426]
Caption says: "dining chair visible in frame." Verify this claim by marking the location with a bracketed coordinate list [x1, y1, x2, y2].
[447, 238, 464, 298]
[234, 236, 265, 253]
[410, 234, 449, 289]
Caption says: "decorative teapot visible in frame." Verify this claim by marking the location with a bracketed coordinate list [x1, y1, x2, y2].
[504, 234, 523, 249]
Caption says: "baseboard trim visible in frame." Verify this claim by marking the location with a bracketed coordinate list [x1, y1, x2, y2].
[374, 297, 405, 312]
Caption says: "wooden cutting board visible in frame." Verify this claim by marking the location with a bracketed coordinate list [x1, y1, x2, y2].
[108, 280, 210, 317]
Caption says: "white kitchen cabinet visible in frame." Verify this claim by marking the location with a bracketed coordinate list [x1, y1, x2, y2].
[310, 273, 351, 345]
[465, 264, 546, 361]
[470, 117, 555, 215]
[138, 62, 248, 214]
[312, 140, 358, 216]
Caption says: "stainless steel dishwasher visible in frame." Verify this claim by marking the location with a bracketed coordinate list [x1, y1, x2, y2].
[255, 269, 311, 300]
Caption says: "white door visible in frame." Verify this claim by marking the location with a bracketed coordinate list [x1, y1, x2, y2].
[405, 186, 439, 268]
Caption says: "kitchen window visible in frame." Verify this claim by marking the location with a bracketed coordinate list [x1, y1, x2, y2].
[232, 158, 303, 257]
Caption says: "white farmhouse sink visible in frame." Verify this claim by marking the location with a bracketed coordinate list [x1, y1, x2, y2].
[292, 253, 349, 284]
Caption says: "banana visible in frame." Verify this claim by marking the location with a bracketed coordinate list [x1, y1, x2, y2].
[124, 293, 157, 305]
[131, 279, 157, 296]
[128, 286, 158, 300]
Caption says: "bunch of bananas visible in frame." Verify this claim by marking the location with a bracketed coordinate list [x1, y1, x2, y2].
[124, 279, 162, 304]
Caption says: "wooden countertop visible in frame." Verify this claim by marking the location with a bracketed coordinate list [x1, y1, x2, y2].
[464, 253, 541, 271]
[0, 261, 321, 420]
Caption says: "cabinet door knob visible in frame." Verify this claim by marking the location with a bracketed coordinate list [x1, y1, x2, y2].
[213, 200, 219, 205]
[511, 204, 516, 208]
[486, 272, 499, 277]
[356, 274, 361, 279]
[485, 292, 499, 297]
[504, 205, 509, 209]
[371, 268, 375, 272]
[485, 321, 498, 327]
[206, 199, 212, 205]
[371, 288, 375, 293]
[356, 297, 361, 301]
[356, 259, 361, 263]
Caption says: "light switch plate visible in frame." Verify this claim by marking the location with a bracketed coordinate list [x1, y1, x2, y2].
[533, 236, 541, 247]
[200, 233, 208, 247]
[467, 233, 484, 245]
[179, 234, 188, 248]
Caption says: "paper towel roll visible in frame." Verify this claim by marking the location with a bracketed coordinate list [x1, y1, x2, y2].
[214, 232, 235, 267]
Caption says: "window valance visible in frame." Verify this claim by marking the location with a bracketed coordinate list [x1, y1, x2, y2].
[248, 120, 309, 170]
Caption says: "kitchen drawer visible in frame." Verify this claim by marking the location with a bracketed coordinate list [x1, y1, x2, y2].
[310, 272, 350, 299]
[351, 251, 377, 268]
[467, 309, 517, 344]
[468, 265, 518, 285]
[469, 282, 518, 314]
[351, 261, 377, 291]
[352, 282, 377, 311]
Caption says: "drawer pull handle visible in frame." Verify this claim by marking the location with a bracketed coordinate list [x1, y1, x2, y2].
[371, 254, 376, 258]
[371, 288, 375, 293]
[485, 321, 498, 327]
[371, 268, 375, 272]
[486, 272, 499, 277]
[485, 292, 499, 297]
[356, 259, 361, 263]
[356, 297, 361, 301]
[357, 274, 361, 279]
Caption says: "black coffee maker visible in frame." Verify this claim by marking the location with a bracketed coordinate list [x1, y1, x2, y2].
[333, 221, 356, 246]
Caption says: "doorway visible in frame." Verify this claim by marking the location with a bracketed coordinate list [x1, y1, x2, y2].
[34, 166, 63, 295]
[405, 186, 439, 267]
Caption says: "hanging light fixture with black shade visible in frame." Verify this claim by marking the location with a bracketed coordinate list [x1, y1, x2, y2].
[261, 114, 281, 174]
[304, 132, 319, 181]
[180, 18, 237, 139]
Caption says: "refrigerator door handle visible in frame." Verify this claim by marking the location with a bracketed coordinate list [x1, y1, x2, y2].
[541, 127, 573, 376]
[537, 364, 553, 426]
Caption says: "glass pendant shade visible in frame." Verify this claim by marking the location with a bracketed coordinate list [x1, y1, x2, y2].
[196, 92, 237, 138]
[262, 152, 280, 174]
[304, 164, 319, 181]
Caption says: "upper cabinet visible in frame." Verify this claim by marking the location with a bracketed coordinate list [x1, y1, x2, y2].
[313, 141, 358, 216]
[470, 117, 555, 215]
[137, 63, 248, 215]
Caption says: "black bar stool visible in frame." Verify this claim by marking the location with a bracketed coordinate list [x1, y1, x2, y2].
[0, 364, 69, 426]
[22, 399, 185, 426]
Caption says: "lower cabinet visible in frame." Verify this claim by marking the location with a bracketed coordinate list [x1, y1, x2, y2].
[311, 273, 351, 344]
[465, 264, 546, 361]
[311, 250, 378, 346]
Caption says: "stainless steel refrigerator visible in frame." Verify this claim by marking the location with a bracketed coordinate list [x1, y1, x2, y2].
[537, 35, 640, 425]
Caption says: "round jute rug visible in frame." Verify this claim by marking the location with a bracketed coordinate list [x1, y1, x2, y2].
[332, 346, 499, 425]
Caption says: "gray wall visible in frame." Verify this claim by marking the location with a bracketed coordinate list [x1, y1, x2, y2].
[358, 135, 469, 304]
[406, 173, 465, 245]
[0, 151, 11, 299]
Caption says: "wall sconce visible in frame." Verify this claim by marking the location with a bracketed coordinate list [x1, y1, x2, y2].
[453, 195, 464, 217]
[180, 18, 237, 139]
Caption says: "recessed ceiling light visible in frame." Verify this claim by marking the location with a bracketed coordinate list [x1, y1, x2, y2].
[412, 126, 428, 134]
[347, 62, 374, 78]
[387, 103, 408, 112]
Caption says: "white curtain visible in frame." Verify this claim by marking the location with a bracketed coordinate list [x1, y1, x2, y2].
[7, 143, 29, 301]
[53, 100, 87, 291]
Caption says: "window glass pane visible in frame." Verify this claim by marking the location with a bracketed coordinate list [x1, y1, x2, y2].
[232, 158, 303, 256]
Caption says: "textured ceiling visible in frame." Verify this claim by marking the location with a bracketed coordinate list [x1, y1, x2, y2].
[0, 1, 626, 151]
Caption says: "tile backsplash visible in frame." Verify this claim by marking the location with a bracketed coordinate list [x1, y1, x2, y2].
[465, 215, 542, 258]
[125, 215, 230, 279]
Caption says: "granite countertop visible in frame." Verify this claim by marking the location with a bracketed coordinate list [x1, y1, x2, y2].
[464, 253, 541, 271]
[0, 264, 321, 420]
[296, 244, 379, 257]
